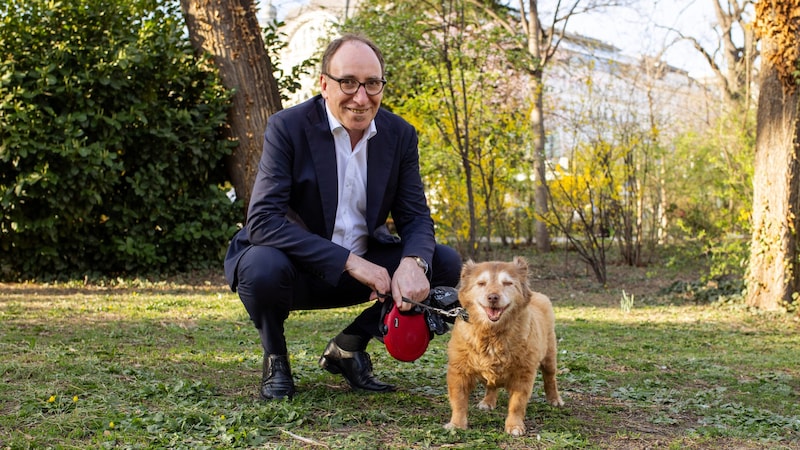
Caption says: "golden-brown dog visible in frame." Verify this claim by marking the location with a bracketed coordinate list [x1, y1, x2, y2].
[444, 256, 564, 436]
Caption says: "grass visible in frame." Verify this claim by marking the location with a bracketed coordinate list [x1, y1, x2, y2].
[1, 250, 799, 449]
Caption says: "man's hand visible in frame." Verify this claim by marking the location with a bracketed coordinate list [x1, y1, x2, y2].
[391, 257, 430, 311]
[344, 253, 392, 301]
[344, 254, 431, 311]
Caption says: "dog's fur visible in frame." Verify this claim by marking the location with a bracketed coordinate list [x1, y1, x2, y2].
[444, 256, 564, 436]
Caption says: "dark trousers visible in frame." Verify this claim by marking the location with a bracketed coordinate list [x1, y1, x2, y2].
[234, 242, 462, 355]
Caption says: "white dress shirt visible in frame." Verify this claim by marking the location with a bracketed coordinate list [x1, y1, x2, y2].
[325, 103, 377, 256]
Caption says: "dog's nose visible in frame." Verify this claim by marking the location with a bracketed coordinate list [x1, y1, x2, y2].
[487, 293, 499, 304]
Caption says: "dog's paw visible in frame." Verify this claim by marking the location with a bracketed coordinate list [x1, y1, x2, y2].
[505, 423, 526, 436]
[444, 421, 467, 431]
[547, 394, 564, 407]
[477, 400, 495, 411]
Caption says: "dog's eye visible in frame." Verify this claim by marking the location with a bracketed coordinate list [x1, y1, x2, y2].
[503, 281, 513, 286]
[476, 281, 487, 286]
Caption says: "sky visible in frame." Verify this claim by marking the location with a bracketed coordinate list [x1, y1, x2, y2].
[261, 0, 738, 78]
[565, 0, 725, 77]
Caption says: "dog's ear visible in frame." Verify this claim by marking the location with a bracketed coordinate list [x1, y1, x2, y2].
[513, 256, 533, 300]
[513, 256, 529, 272]
[460, 259, 476, 279]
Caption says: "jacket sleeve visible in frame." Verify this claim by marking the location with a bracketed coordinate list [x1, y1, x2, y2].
[245, 105, 350, 286]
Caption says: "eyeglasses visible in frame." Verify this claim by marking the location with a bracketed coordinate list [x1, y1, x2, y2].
[323, 73, 387, 96]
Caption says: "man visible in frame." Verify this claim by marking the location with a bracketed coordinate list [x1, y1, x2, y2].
[223, 33, 462, 400]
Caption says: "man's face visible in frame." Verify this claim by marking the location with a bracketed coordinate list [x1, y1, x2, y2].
[320, 41, 383, 136]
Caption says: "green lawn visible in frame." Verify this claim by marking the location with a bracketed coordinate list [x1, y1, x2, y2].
[1, 262, 799, 449]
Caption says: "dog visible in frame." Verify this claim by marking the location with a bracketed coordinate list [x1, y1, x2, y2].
[444, 256, 564, 436]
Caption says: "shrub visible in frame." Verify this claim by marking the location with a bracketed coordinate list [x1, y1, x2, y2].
[0, 0, 240, 280]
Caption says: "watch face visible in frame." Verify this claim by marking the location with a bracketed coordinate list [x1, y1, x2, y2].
[414, 257, 428, 273]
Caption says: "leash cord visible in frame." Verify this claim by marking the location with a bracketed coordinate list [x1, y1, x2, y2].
[377, 292, 469, 322]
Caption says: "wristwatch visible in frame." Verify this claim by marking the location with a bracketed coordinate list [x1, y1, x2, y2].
[409, 256, 429, 275]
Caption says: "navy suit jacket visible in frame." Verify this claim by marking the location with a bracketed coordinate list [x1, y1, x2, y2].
[224, 95, 436, 291]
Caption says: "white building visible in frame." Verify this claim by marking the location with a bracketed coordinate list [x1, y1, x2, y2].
[259, 0, 362, 105]
[259, 0, 713, 149]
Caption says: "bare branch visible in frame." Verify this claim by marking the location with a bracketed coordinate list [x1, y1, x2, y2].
[669, 27, 730, 89]
[280, 429, 328, 447]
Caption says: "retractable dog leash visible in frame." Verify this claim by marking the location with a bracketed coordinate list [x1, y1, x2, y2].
[377, 289, 469, 362]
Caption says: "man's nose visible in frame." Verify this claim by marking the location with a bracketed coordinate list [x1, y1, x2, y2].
[352, 84, 370, 101]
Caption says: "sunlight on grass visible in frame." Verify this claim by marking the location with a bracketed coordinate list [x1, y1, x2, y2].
[1, 279, 799, 449]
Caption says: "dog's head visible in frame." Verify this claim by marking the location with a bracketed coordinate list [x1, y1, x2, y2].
[458, 256, 532, 326]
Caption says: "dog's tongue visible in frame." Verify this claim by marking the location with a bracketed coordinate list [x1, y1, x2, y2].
[485, 306, 504, 322]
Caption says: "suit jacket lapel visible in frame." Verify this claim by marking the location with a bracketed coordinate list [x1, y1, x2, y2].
[306, 98, 338, 238]
[366, 120, 396, 234]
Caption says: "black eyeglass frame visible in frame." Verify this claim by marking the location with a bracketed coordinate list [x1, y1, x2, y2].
[323, 72, 387, 96]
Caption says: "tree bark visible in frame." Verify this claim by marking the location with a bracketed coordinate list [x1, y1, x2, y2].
[526, 0, 551, 252]
[530, 75, 551, 252]
[745, 61, 800, 310]
[180, 0, 283, 218]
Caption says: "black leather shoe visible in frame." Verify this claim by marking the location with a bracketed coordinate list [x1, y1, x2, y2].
[261, 354, 296, 400]
[318, 339, 396, 392]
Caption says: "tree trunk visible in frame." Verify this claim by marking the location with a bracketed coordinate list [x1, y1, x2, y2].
[527, 0, 551, 252]
[530, 76, 551, 252]
[745, 63, 800, 310]
[180, 0, 283, 218]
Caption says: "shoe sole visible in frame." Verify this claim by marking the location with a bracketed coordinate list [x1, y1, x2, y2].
[260, 392, 294, 400]
[319, 354, 396, 392]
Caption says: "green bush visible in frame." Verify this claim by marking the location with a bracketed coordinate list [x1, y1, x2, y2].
[0, 0, 240, 280]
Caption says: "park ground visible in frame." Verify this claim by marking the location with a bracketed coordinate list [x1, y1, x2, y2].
[1, 247, 799, 449]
